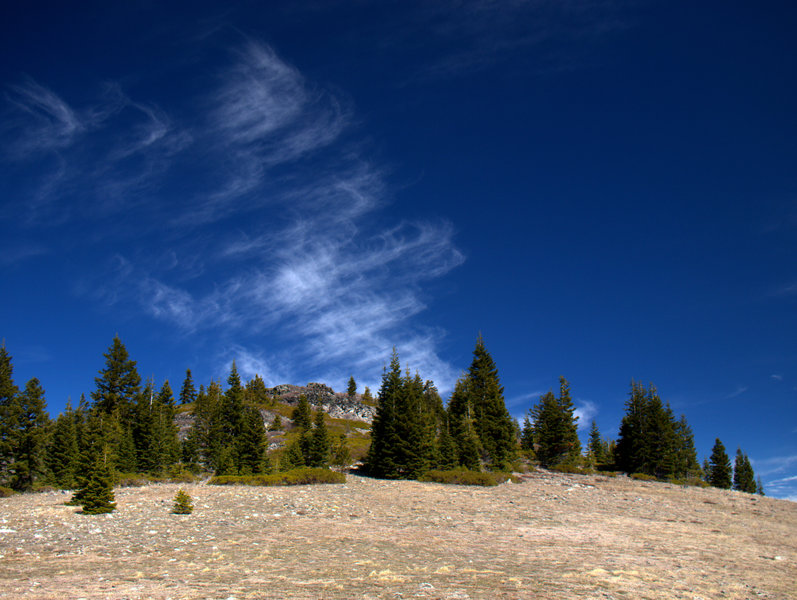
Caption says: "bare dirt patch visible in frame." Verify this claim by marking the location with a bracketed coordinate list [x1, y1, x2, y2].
[1, 471, 794, 599]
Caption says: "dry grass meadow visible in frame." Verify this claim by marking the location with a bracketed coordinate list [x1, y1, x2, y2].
[0, 470, 794, 599]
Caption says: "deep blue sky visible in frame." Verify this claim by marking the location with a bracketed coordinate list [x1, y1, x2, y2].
[2, 1, 795, 499]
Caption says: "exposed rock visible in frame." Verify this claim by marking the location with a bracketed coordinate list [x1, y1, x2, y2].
[175, 382, 375, 440]
[267, 383, 376, 423]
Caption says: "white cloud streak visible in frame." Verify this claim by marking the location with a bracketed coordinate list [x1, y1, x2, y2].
[574, 399, 598, 431]
[64, 38, 466, 393]
[3, 79, 85, 156]
[725, 385, 748, 399]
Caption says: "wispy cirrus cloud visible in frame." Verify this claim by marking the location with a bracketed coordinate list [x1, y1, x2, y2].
[180, 41, 351, 227]
[725, 385, 748, 399]
[394, 0, 637, 82]
[3, 79, 85, 156]
[574, 399, 598, 431]
[65, 37, 465, 392]
[3, 78, 191, 226]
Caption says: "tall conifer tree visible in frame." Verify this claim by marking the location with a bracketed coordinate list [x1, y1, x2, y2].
[7, 378, 50, 490]
[91, 336, 141, 419]
[179, 369, 197, 405]
[366, 349, 403, 478]
[465, 335, 515, 468]
[48, 400, 79, 488]
[708, 438, 732, 489]
[0, 344, 21, 482]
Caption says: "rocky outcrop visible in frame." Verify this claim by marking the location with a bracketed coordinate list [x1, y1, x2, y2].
[268, 383, 375, 423]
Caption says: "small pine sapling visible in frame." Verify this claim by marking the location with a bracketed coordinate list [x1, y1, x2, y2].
[172, 488, 194, 514]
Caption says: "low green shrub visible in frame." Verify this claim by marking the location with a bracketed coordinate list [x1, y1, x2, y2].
[549, 463, 594, 475]
[172, 489, 194, 514]
[0, 486, 16, 498]
[208, 467, 346, 487]
[419, 469, 519, 486]
[630, 472, 656, 481]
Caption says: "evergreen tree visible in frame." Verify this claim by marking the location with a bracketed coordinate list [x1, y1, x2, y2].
[435, 417, 459, 470]
[269, 414, 283, 431]
[330, 432, 352, 467]
[292, 394, 312, 431]
[172, 488, 194, 514]
[447, 376, 481, 470]
[237, 405, 269, 474]
[756, 476, 765, 496]
[281, 438, 306, 470]
[209, 362, 247, 474]
[530, 378, 580, 468]
[347, 376, 357, 398]
[183, 382, 219, 468]
[78, 453, 116, 515]
[466, 335, 515, 468]
[520, 414, 534, 453]
[588, 420, 605, 464]
[139, 381, 179, 473]
[733, 448, 756, 493]
[366, 349, 404, 478]
[708, 438, 732, 489]
[395, 371, 435, 478]
[244, 375, 269, 405]
[0, 344, 21, 482]
[91, 336, 141, 421]
[362, 387, 374, 404]
[615, 381, 688, 479]
[48, 400, 79, 488]
[672, 415, 700, 480]
[306, 410, 331, 467]
[179, 369, 197, 405]
[7, 378, 50, 490]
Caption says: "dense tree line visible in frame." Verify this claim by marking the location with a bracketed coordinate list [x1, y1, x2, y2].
[0, 336, 765, 497]
[366, 337, 516, 478]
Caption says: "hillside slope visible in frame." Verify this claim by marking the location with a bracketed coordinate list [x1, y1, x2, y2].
[0, 471, 794, 599]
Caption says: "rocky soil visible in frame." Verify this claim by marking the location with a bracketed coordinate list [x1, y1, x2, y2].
[0, 471, 794, 599]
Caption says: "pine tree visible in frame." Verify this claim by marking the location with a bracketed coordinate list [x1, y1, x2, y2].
[330, 432, 352, 467]
[306, 410, 331, 468]
[466, 335, 515, 469]
[756, 476, 765, 496]
[209, 362, 247, 474]
[237, 405, 269, 474]
[245, 375, 269, 405]
[7, 378, 50, 490]
[292, 394, 312, 431]
[48, 400, 79, 488]
[91, 336, 141, 420]
[435, 417, 458, 470]
[520, 414, 534, 453]
[708, 438, 732, 489]
[615, 381, 687, 479]
[347, 376, 357, 398]
[281, 438, 306, 470]
[530, 377, 580, 468]
[269, 414, 283, 431]
[395, 371, 435, 478]
[0, 344, 21, 483]
[447, 376, 481, 470]
[672, 415, 700, 480]
[362, 387, 373, 404]
[733, 448, 756, 493]
[366, 349, 403, 478]
[172, 488, 194, 514]
[78, 453, 116, 514]
[179, 369, 197, 405]
[139, 381, 179, 474]
[588, 420, 605, 464]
